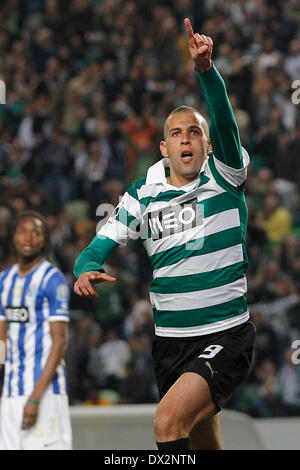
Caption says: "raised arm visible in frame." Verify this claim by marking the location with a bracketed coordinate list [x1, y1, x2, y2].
[184, 18, 244, 170]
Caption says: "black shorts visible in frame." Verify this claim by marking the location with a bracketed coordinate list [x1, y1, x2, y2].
[152, 320, 256, 412]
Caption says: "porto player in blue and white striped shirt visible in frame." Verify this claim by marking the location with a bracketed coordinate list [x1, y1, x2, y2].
[0, 211, 72, 450]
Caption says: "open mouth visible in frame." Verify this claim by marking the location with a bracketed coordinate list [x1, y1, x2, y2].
[181, 151, 193, 163]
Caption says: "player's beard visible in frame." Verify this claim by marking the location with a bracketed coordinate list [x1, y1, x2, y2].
[17, 250, 43, 265]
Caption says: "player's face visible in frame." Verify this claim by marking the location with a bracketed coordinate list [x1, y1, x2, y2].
[160, 111, 209, 186]
[13, 217, 45, 260]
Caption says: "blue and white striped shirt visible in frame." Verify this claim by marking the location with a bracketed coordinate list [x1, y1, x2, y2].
[0, 259, 69, 397]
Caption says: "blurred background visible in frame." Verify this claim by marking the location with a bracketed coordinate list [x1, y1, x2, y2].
[0, 0, 300, 419]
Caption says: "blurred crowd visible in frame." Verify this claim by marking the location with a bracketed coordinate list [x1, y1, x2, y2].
[0, 0, 300, 415]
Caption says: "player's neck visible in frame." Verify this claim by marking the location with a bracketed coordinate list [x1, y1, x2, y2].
[167, 171, 199, 188]
[17, 256, 44, 276]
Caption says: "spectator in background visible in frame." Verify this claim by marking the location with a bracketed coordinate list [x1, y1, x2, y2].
[119, 359, 155, 404]
[127, 334, 157, 394]
[258, 192, 292, 243]
[96, 328, 130, 392]
[231, 359, 284, 418]
[0, 206, 13, 268]
[38, 129, 72, 208]
[65, 312, 102, 404]
[284, 39, 300, 80]
[272, 348, 300, 416]
[228, 93, 251, 146]
[255, 36, 282, 76]
[280, 235, 300, 274]
[121, 113, 158, 178]
[81, 139, 109, 204]
[124, 295, 154, 339]
[250, 167, 277, 210]
[250, 310, 282, 367]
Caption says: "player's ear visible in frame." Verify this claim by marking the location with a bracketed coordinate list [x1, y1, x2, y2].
[207, 138, 212, 155]
[160, 140, 169, 158]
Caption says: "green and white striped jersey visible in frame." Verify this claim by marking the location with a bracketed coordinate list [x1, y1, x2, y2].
[74, 64, 251, 338]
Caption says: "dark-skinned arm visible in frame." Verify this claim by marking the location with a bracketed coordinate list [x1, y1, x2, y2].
[21, 321, 68, 430]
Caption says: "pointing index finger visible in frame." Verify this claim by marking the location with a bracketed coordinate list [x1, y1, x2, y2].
[184, 18, 194, 39]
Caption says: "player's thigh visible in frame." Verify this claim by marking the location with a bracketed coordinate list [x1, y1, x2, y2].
[154, 371, 216, 436]
[0, 396, 26, 450]
[190, 413, 223, 450]
[185, 321, 256, 410]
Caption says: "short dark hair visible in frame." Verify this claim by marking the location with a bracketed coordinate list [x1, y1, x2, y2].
[12, 210, 51, 259]
[163, 105, 209, 139]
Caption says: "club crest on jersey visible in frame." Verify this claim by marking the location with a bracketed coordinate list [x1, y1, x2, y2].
[27, 283, 39, 297]
[5, 307, 29, 323]
[56, 284, 69, 301]
[146, 198, 202, 240]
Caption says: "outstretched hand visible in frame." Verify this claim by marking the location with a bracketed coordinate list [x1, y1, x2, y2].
[184, 18, 213, 73]
[74, 271, 116, 298]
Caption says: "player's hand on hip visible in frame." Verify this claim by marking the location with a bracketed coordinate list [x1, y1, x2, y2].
[74, 271, 116, 298]
[184, 18, 213, 73]
[21, 400, 39, 430]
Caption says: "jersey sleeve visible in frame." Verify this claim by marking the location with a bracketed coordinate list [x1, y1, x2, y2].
[0, 271, 6, 321]
[43, 269, 70, 322]
[73, 182, 142, 278]
[196, 63, 249, 185]
[212, 147, 250, 188]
